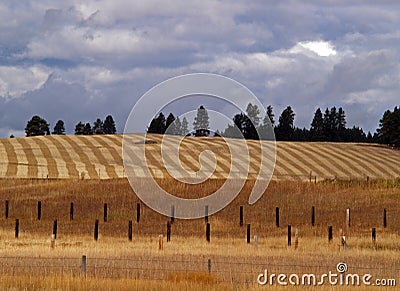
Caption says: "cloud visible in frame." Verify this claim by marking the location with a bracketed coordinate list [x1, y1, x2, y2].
[0, 0, 399, 136]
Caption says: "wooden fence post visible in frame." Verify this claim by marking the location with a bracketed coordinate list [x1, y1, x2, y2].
[372, 228, 376, 244]
[208, 259, 211, 273]
[346, 208, 350, 228]
[383, 208, 387, 228]
[81, 255, 87, 277]
[5, 200, 9, 219]
[158, 235, 163, 250]
[328, 225, 333, 242]
[247, 224, 251, 243]
[37, 201, 42, 221]
[70, 202, 74, 221]
[206, 223, 210, 242]
[136, 203, 140, 223]
[103, 203, 108, 222]
[276, 207, 280, 227]
[311, 206, 315, 226]
[239, 206, 243, 227]
[166, 220, 171, 242]
[128, 220, 133, 241]
[53, 220, 58, 239]
[288, 225, 292, 246]
[170, 206, 175, 224]
[205, 205, 209, 223]
[94, 219, 99, 241]
[15, 219, 19, 238]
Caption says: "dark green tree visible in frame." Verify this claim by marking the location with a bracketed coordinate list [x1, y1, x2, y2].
[193, 105, 210, 137]
[336, 107, 347, 141]
[243, 103, 261, 140]
[147, 112, 166, 134]
[93, 118, 104, 134]
[25, 115, 50, 137]
[83, 123, 93, 135]
[181, 117, 189, 136]
[275, 106, 295, 141]
[377, 106, 400, 147]
[52, 120, 65, 135]
[310, 108, 325, 141]
[266, 105, 275, 126]
[75, 122, 85, 135]
[103, 115, 117, 134]
[165, 113, 176, 135]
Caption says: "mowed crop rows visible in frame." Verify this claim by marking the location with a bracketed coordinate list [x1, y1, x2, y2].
[0, 134, 399, 180]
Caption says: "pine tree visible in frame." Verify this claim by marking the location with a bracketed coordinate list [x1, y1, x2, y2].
[25, 115, 50, 137]
[147, 112, 166, 134]
[181, 117, 189, 136]
[75, 122, 84, 135]
[93, 118, 104, 134]
[275, 106, 295, 141]
[266, 105, 275, 126]
[165, 113, 176, 135]
[83, 123, 92, 135]
[173, 116, 182, 135]
[52, 120, 65, 135]
[193, 105, 210, 137]
[103, 115, 116, 134]
[244, 103, 261, 140]
[310, 108, 325, 141]
[336, 107, 346, 141]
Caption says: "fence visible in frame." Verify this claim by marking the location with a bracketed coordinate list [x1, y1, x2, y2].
[0, 256, 397, 285]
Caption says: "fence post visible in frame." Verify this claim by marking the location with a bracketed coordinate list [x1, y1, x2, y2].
[51, 234, 55, 249]
[247, 224, 251, 243]
[208, 259, 211, 273]
[81, 255, 87, 277]
[276, 207, 280, 227]
[94, 219, 99, 241]
[166, 220, 171, 242]
[5, 200, 9, 219]
[205, 205, 209, 223]
[128, 220, 133, 241]
[136, 203, 140, 223]
[15, 218, 19, 238]
[288, 225, 291, 246]
[383, 208, 387, 228]
[372, 228, 376, 244]
[239, 206, 243, 226]
[311, 206, 315, 226]
[103, 203, 108, 222]
[328, 225, 333, 242]
[70, 202, 74, 221]
[158, 235, 163, 250]
[346, 208, 350, 228]
[53, 219, 58, 239]
[38, 201, 42, 221]
[170, 206, 175, 224]
[206, 223, 210, 242]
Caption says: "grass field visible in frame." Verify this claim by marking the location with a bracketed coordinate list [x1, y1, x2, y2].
[0, 178, 399, 289]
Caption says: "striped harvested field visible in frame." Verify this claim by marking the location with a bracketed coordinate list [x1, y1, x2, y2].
[0, 134, 399, 180]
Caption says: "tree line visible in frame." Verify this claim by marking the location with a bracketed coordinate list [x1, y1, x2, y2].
[146, 104, 400, 146]
[24, 115, 116, 137]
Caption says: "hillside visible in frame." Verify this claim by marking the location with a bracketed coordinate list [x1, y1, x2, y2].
[0, 134, 399, 181]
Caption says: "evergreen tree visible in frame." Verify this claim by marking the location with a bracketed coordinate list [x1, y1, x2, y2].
[75, 122, 85, 135]
[147, 112, 166, 134]
[310, 108, 325, 141]
[377, 106, 400, 147]
[103, 115, 117, 134]
[181, 117, 189, 136]
[173, 116, 182, 135]
[266, 105, 275, 126]
[93, 118, 104, 134]
[52, 120, 65, 135]
[323, 108, 332, 141]
[25, 115, 50, 137]
[193, 105, 210, 137]
[83, 123, 93, 135]
[244, 103, 261, 140]
[275, 106, 295, 141]
[165, 113, 176, 135]
[336, 107, 347, 141]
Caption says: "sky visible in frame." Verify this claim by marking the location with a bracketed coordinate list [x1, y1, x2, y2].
[0, 0, 399, 137]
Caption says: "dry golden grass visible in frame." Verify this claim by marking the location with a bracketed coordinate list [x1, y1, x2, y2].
[0, 178, 399, 289]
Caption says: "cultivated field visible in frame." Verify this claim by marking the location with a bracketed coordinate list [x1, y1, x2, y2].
[0, 135, 399, 289]
[0, 134, 399, 180]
